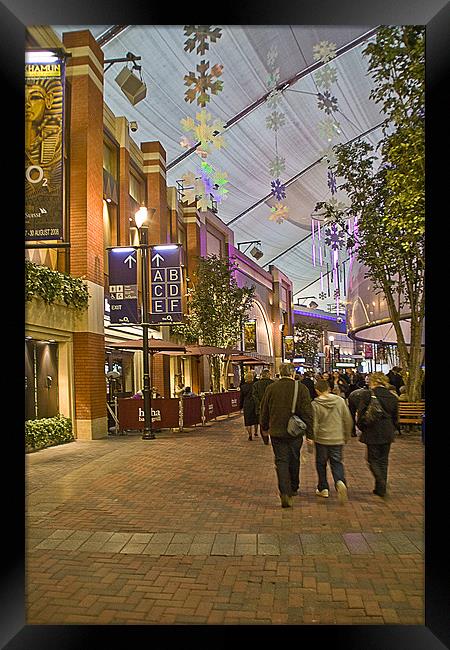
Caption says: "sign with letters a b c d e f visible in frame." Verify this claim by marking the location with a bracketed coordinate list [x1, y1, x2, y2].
[108, 248, 139, 324]
[149, 244, 184, 325]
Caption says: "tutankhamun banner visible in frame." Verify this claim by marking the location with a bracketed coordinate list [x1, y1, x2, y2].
[25, 54, 65, 240]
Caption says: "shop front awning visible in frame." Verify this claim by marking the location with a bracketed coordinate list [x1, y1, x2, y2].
[106, 338, 186, 353]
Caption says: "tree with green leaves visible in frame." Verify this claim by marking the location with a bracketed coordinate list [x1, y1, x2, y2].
[294, 321, 324, 367]
[317, 26, 424, 400]
[172, 254, 255, 392]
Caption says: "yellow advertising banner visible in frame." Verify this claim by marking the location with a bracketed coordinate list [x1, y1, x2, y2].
[25, 54, 65, 240]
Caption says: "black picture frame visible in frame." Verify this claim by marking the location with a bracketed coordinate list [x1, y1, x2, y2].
[4, 1, 448, 648]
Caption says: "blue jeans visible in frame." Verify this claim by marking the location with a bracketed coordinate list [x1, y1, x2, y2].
[270, 435, 302, 496]
[315, 443, 346, 491]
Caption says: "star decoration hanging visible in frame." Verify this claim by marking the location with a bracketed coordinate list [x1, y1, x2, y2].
[266, 111, 286, 131]
[317, 91, 339, 115]
[314, 65, 338, 89]
[324, 223, 346, 250]
[327, 169, 337, 194]
[267, 45, 278, 68]
[269, 156, 286, 177]
[269, 202, 289, 223]
[267, 89, 283, 109]
[184, 60, 224, 107]
[181, 109, 226, 153]
[318, 291, 327, 300]
[271, 178, 286, 200]
[317, 117, 341, 142]
[183, 26, 222, 55]
[312, 40, 337, 63]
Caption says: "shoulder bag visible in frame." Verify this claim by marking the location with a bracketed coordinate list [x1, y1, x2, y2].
[287, 381, 307, 437]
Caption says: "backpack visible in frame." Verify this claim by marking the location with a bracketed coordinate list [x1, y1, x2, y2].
[356, 390, 387, 428]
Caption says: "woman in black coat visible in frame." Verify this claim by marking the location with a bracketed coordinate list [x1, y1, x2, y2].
[239, 372, 258, 440]
[356, 372, 399, 497]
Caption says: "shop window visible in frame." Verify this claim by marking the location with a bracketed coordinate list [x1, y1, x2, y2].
[25, 339, 59, 420]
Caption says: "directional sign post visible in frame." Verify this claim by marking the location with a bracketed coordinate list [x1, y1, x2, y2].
[108, 247, 139, 324]
[149, 244, 184, 325]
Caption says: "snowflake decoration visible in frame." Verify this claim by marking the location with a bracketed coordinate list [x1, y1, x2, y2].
[181, 109, 226, 153]
[314, 65, 338, 89]
[266, 68, 280, 90]
[183, 26, 222, 55]
[327, 169, 337, 194]
[317, 117, 341, 142]
[271, 178, 286, 200]
[320, 145, 338, 167]
[324, 224, 345, 250]
[327, 196, 349, 214]
[269, 156, 286, 177]
[200, 161, 229, 203]
[180, 171, 204, 205]
[180, 136, 193, 149]
[266, 111, 286, 131]
[313, 40, 337, 63]
[267, 45, 278, 68]
[266, 89, 283, 109]
[197, 193, 212, 212]
[317, 91, 339, 115]
[269, 202, 289, 223]
[184, 60, 224, 107]
[318, 291, 327, 300]
[334, 289, 340, 299]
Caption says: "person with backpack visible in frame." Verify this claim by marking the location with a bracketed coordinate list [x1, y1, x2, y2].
[312, 379, 353, 503]
[356, 372, 399, 498]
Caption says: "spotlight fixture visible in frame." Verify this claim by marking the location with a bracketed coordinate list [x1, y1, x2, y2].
[250, 246, 264, 260]
[105, 52, 147, 106]
[237, 240, 264, 260]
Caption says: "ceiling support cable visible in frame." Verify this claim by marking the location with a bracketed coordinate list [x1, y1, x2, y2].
[228, 120, 384, 228]
[96, 25, 129, 48]
[166, 26, 380, 172]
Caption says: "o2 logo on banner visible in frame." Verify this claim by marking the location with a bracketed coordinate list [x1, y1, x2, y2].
[25, 51, 66, 241]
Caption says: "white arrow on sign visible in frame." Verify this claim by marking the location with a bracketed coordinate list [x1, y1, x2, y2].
[151, 253, 165, 267]
[124, 254, 137, 268]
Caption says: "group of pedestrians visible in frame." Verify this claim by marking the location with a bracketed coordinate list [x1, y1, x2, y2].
[240, 363, 400, 508]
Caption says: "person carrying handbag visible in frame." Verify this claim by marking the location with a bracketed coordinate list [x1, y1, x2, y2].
[260, 363, 314, 508]
[356, 372, 399, 498]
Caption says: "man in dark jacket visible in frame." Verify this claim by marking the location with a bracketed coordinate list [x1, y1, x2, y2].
[260, 363, 314, 508]
[348, 385, 370, 436]
[387, 367, 404, 395]
[252, 369, 274, 437]
[355, 372, 399, 498]
[301, 372, 316, 401]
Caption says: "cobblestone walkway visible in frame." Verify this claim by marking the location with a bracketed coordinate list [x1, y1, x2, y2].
[26, 415, 424, 625]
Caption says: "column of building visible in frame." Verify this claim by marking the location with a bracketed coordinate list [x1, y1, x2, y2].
[63, 30, 107, 439]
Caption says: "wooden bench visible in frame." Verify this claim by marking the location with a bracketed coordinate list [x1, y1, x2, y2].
[398, 401, 425, 427]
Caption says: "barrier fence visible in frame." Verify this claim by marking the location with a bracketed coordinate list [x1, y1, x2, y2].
[116, 390, 241, 433]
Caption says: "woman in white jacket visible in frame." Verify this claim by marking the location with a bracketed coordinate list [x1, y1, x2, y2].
[312, 379, 354, 503]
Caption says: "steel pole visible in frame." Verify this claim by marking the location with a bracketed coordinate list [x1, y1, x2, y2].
[139, 227, 155, 440]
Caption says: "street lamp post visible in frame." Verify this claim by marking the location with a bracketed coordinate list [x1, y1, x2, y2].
[329, 336, 334, 373]
[135, 206, 155, 440]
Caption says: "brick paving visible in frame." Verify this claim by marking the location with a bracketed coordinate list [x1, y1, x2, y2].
[26, 415, 424, 625]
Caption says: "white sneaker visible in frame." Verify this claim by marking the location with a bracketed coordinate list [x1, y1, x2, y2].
[315, 488, 329, 498]
[336, 480, 348, 503]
